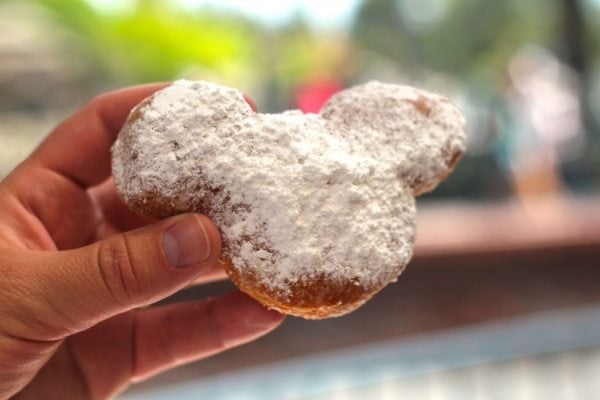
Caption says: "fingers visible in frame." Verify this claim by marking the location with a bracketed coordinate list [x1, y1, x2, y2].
[65, 292, 283, 399]
[0, 214, 225, 341]
[131, 292, 283, 382]
[88, 178, 157, 235]
[27, 83, 169, 188]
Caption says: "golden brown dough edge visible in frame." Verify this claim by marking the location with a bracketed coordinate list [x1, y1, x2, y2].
[412, 149, 463, 196]
[120, 192, 385, 318]
[218, 258, 383, 319]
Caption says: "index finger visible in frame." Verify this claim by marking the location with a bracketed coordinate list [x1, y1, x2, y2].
[27, 83, 169, 188]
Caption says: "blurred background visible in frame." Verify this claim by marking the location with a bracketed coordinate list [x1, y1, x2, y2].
[2, 0, 600, 398]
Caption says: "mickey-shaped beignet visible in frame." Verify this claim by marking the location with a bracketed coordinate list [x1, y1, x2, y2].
[112, 80, 466, 318]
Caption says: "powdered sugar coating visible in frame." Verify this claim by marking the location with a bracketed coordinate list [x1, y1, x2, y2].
[112, 80, 465, 296]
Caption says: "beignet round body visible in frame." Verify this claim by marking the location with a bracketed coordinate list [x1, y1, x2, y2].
[112, 80, 465, 318]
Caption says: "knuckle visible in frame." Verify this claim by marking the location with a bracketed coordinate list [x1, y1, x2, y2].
[96, 236, 143, 306]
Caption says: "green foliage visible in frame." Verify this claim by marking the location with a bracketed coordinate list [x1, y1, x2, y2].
[29, 0, 257, 82]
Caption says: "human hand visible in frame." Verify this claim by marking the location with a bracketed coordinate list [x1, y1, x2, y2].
[0, 84, 284, 399]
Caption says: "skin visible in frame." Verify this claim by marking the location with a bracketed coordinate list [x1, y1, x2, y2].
[0, 84, 284, 399]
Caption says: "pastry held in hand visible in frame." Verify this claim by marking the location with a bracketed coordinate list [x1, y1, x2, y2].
[112, 80, 466, 318]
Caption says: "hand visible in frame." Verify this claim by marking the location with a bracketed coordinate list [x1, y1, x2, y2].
[0, 84, 284, 399]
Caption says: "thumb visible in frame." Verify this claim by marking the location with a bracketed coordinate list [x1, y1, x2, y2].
[2, 214, 221, 341]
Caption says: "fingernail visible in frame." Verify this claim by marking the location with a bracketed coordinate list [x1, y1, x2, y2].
[249, 308, 284, 329]
[163, 216, 211, 268]
[239, 294, 285, 329]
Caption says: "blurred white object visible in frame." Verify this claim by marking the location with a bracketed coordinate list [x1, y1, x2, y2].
[507, 45, 583, 167]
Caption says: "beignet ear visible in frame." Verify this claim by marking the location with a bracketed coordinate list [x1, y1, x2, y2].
[320, 81, 465, 195]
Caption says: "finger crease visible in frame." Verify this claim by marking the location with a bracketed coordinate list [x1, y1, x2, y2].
[95, 244, 119, 305]
[206, 299, 227, 352]
[122, 236, 140, 304]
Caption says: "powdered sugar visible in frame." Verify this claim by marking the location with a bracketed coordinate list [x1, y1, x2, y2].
[112, 80, 465, 296]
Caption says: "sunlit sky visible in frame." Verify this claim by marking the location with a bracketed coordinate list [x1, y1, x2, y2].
[86, 0, 361, 29]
